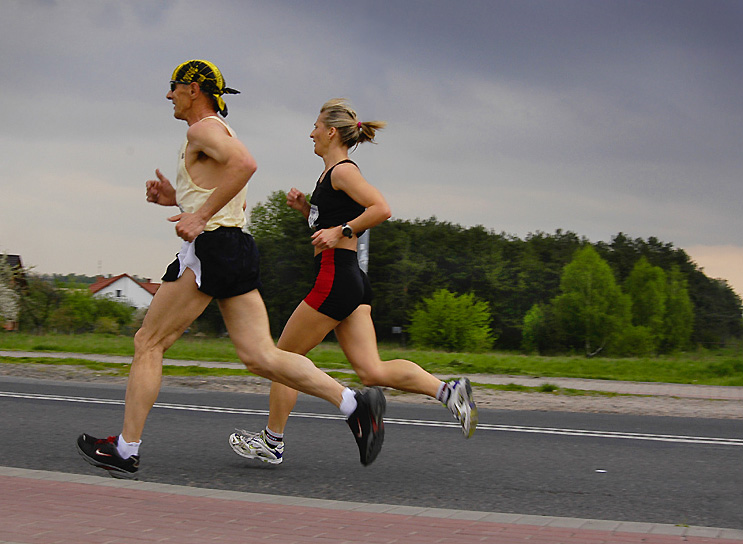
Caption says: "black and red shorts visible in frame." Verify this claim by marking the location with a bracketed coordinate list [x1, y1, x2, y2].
[304, 248, 372, 321]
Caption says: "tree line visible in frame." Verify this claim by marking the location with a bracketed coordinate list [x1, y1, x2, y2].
[250, 191, 742, 354]
[3, 190, 741, 355]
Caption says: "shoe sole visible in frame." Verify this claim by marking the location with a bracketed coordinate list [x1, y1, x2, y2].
[228, 434, 283, 465]
[457, 379, 478, 439]
[75, 442, 138, 480]
[363, 387, 386, 466]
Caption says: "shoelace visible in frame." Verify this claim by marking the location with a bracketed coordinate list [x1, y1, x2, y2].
[233, 429, 266, 448]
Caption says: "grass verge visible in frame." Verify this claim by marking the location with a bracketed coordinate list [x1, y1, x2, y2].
[2, 333, 742, 386]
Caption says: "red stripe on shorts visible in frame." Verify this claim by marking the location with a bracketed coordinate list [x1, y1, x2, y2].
[304, 250, 335, 311]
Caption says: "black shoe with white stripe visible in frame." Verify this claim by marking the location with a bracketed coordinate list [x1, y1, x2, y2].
[347, 387, 386, 466]
[76, 433, 139, 479]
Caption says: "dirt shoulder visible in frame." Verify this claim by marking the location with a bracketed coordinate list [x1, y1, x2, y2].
[2, 361, 742, 420]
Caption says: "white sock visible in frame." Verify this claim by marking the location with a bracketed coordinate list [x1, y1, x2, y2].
[339, 388, 358, 418]
[264, 427, 284, 447]
[436, 381, 451, 404]
[117, 434, 141, 459]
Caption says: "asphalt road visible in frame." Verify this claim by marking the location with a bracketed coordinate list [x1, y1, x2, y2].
[1, 376, 742, 530]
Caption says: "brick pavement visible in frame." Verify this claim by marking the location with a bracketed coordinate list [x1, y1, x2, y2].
[2, 351, 742, 543]
[1, 466, 742, 544]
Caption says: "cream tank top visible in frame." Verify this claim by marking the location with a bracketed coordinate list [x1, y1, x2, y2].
[175, 116, 248, 231]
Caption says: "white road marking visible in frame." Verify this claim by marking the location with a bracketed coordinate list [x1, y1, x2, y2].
[3, 391, 742, 446]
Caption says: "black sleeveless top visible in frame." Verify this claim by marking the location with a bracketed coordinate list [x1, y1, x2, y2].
[308, 159, 366, 235]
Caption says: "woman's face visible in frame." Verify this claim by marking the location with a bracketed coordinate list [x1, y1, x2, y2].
[310, 113, 333, 157]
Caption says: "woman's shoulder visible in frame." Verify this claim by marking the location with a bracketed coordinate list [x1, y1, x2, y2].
[329, 159, 360, 179]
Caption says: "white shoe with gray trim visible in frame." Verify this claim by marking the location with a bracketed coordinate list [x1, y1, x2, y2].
[229, 429, 284, 464]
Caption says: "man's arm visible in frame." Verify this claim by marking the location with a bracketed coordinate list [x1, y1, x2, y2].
[168, 121, 257, 241]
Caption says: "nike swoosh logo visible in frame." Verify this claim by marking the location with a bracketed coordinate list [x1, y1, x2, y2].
[95, 449, 113, 457]
[355, 419, 363, 438]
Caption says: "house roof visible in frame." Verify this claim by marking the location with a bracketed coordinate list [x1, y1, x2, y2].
[3, 255, 22, 269]
[139, 281, 160, 295]
[89, 274, 160, 296]
[3, 254, 27, 288]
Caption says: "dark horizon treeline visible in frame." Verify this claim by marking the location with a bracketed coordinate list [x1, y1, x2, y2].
[250, 192, 742, 351]
[11, 191, 741, 353]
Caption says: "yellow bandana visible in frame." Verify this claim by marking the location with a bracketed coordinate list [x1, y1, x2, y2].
[171, 59, 240, 117]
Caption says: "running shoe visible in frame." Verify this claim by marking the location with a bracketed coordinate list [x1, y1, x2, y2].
[446, 378, 478, 438]
[76, 433, 139, 479]
[347, 387, 386, 466]
[229, 429, 284, 465]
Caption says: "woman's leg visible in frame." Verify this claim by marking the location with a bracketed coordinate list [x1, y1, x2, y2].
[265, 301, 340, 433]
[337, 305, 478, 438]
[335, 305, 442, 397]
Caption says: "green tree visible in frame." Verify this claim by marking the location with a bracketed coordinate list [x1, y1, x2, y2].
[663, 266, 694, 351]
[552, 246, 631, 356]
[93, 296, 136, 333]
[370, 230, 432, 341]
[521, 303, 545, 353]
[248, 191, 316, 336]
[18, 275, 61, 332]
[408, 289, 494, 352]
[624, 257, 667, 350]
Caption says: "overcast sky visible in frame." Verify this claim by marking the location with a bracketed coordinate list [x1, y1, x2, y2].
[2, 0, 741, 296]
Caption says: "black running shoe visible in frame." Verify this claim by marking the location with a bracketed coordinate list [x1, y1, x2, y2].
[76, 433, 139, 479]
[347, 387, 386, 466]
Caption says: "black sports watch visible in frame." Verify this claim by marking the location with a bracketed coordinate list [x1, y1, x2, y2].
[341, 223, 354, 239]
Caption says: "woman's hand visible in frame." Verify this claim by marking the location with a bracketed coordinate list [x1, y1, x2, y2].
[310, 226, 343, 251]
[286, 187, 308, 211]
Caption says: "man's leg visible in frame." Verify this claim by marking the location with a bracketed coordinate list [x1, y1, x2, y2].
[78, 269, 212, 477]
[221, 291, 386, 465]
[218, 292, 345, 405]
[122, 269, 212, 442]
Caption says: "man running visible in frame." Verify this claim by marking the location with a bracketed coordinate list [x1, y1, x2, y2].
[77, 60, 385, 478]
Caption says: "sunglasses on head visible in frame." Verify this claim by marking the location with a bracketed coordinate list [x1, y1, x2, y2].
[169, 80, 189, 92]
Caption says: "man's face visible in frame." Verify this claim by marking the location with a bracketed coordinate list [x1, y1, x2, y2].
[166, 81, 193, 120]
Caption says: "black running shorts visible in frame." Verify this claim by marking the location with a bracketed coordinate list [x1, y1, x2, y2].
[162, 227, 262, 299]
[304, 248, 372, 321]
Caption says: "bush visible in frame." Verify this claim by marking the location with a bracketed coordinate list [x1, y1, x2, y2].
[522, 303, 545, 353]
[408, 289, 495, 352]
[94, 316, 121, 335]
[610, 325, 655, 357]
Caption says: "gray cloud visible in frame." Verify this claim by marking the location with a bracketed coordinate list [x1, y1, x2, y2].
[1, 0, 741, 294]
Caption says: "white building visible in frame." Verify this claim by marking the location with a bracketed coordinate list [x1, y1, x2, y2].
[89, 274, 159, 309]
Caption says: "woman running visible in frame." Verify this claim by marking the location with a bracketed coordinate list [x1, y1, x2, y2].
[229, 98, 477, 464]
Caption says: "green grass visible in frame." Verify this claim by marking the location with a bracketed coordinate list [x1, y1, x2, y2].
[2, 332, 743, 386]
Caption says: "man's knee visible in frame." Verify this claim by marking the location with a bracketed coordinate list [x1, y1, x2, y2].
[355, 366, 382, 387]
[133, 325, 175, 357]
[237, 345, 279, 377]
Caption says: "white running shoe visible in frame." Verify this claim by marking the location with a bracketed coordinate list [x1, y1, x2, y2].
[446, 378, 478, 438]
[229, 429, 284, 464]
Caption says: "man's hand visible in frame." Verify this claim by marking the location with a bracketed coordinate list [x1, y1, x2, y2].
[146, 169, 177, 206]
[168, 212, 207, 242]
